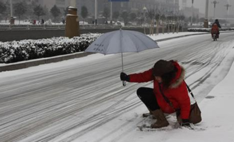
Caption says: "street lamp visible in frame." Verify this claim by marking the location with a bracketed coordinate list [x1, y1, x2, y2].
[225, 4, 231, 27]
[191, 0, 194, 26]
[225, 4, 231, 17]
[204, 0, 209, 28]
[9, 0, 15, 25]
[10, 0, 13, 17]
[212, 0, 219, 19]
[110, 1, 113, 24]
[173, 0, 176, 33]
[95, 0, 98, 25]
[143, 6, 147, 34]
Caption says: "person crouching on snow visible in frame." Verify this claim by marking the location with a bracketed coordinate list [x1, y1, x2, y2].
[120, 60, 191, 128]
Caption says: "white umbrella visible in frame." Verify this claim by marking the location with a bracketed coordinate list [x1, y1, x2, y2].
[85, 29, 160, 86]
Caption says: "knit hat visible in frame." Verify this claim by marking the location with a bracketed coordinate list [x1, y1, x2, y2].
[153, 60, 174, 76]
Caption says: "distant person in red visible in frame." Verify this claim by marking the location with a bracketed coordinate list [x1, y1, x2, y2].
[211, 19, 221, 38]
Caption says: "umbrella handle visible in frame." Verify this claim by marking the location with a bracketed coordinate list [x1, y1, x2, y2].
[122, 81, 126, 86]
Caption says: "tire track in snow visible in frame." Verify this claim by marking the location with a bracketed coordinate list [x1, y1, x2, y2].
[52, 33, 234, 141]
[1, 33, 234, 142]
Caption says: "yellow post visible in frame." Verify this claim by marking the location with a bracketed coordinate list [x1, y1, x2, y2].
[65, 6, 80, 38]
[204, 19, 209, 28]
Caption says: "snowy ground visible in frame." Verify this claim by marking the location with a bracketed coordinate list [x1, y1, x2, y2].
[0, 32, 234, 142]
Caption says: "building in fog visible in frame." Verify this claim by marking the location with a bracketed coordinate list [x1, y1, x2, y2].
[75, 0, 180, 19]
[182, 7, 200, 19]
[36, 0, 69, 11]
[3, 0, 70, 11]
[4, 0, 183, 22]
[179, 0, 200, 20]
[180, 0, 187, 10]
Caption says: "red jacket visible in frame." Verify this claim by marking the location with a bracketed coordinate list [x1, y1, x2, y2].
[211, 23, 219, 34]
[129, 61, 190, 119]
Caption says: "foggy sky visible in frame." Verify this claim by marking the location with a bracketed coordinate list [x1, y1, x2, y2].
[185, 0, 234, 17]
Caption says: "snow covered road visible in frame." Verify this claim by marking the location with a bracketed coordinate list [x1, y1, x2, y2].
[1, 32, 234, 142]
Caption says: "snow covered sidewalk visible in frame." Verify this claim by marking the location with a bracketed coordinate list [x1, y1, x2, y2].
[167, 50, 234, 142]
[196, 51, 234, 142]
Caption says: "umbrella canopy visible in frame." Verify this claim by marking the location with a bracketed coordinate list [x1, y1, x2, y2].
[85, 29, 159, 55]
[85, 29, 159, 86]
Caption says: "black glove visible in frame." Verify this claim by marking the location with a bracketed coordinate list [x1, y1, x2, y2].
[181, 119, 191, 127]
[120, 72, 130, 82]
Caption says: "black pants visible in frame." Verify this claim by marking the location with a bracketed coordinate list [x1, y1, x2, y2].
[137, 87, 160, 111]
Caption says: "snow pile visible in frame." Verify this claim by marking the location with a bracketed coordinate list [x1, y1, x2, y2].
[0, 34, 100, 63]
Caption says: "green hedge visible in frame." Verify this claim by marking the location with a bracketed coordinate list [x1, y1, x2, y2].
[0, 34, 99, 63]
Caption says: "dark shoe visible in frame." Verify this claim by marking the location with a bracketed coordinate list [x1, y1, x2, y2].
[142, 112, 151, 117]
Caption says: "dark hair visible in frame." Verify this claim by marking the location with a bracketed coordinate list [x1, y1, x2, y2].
[153, 60, 174, 77]
[161, 67, 177, 89]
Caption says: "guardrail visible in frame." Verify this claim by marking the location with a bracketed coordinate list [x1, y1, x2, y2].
[0, 24, 65, 31]
[0, 25, 189, 42]
[0, 24, 124, 31]
[0, 24, 188, 31]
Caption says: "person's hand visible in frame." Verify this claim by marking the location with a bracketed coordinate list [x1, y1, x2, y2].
[181, 119, 191, 127]
[120, 72, 130, 82]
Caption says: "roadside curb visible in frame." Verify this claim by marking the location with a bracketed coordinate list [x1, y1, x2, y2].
[156, 32, 208, 42]
[0, 52, 92, 72]
[0, 32, 208, 72]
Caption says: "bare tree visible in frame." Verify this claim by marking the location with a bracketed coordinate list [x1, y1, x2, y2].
[50, 5, 61, 22]
[148, 9, 155, 35]
[0, 1, 7, 15]
[34, 5, 45, 21]
[14, 2, 27, 24]
[81, 6, 88, 24]
[121, 10, 128, 25]
[0, 1, 7, 21]
[130, 13, 136, 21]
[103, 7, 110, 22]
[113, 11, 119, 21]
